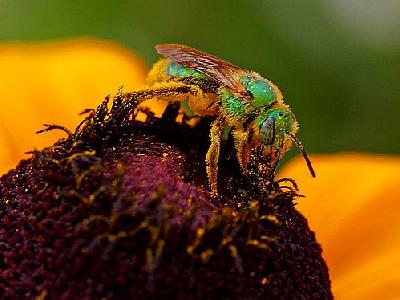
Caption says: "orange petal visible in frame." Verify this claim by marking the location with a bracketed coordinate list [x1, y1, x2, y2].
[278, 153, 400, 299]
[0, 38, 148, 175]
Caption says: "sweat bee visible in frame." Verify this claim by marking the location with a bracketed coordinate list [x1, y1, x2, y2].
[137, 44, 315, 196]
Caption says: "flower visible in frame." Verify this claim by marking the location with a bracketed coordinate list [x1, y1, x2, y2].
[0, 90, 331, 298]
[0, 38, 398, 299]
[0, 38, 332, 299]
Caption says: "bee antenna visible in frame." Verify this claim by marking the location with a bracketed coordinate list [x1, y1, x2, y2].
[288, 133, 316, 178]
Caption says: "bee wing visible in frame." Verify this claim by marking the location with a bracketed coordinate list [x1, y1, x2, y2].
[155, 43, 248, 95]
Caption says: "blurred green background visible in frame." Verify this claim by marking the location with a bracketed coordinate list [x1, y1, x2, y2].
[1, 0, 399, 156]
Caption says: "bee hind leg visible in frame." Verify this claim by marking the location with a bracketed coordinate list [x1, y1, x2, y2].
[206, 117, 225, 197]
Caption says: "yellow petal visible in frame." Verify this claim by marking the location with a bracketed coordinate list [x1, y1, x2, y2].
[0, 38, 148, 175]
[279, 153, 400, 299]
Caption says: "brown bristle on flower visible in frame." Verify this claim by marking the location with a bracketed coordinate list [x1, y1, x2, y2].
[0, 91, 332, 299]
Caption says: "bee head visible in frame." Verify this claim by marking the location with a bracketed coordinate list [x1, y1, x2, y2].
[258, 108, 316, 178]
[258, 108, 297, 148]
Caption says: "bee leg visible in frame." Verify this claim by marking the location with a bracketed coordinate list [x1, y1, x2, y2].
[206, 117, 225, 197]
[128, 81, 198, 105]
[232, 129, 251, 175]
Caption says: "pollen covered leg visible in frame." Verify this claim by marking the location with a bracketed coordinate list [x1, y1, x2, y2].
[128, 81, 198, 104]
[206, 117, 225, 197]
[232, 129, 251, 175]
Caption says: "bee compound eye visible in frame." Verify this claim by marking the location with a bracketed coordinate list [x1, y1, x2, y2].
[260, 117, 275, 145]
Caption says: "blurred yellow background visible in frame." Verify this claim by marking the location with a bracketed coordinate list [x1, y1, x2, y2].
[0, 39, 147, 172]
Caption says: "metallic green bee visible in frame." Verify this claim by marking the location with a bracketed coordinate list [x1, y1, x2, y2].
[141, 44, 315, 196]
